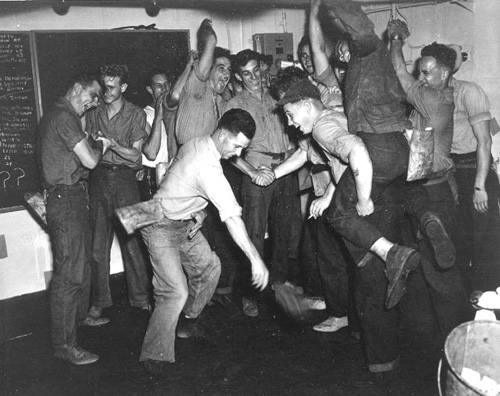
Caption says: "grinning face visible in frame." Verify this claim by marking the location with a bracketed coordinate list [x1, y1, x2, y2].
[147, 73, 171, 101]
[210, 57, 232, 95]
[74, 80, 101, 117]
[219, 131, 251, 159]
[299, 44, 315, 75]
[417, 56, 447, 90]
[101, 75, 126, 105]
[283, 100, 314, 135]
[236, 59, 262, 94]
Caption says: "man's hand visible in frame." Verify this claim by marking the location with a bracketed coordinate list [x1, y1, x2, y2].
[187, 209, 207, 239]
[309, 194, 331, 219]
[387, 19, 410, 41]
[95, 135, 113, 154]
[252, 167, 276, 187]
[250, 257, 269, 291]
[473, 189, 489, 213]
[197, 18, 216, 50]
[356, 198, 374, 217]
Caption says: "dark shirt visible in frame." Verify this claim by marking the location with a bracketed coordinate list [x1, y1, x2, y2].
[328, 0, 411, 134]
[86, 99, 147, 170]
[39, 97, 88, 188]
[407, 81, 454, 178]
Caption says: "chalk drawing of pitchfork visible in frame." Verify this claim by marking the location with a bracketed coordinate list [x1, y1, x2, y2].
[14, 167, 25, 186]
[0, 171, 11, 189]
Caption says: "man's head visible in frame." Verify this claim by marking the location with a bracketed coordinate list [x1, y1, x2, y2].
[418, 42, 457, 89]
[145, 69, 171, 101]
[65, 72, 101, 117]
[210, 47, 232, 95]
[276, 79, 323, 135]
[99, 64, 129, 105]
[232, 49, 262, 94]
[269, 66, 308, 101]
[214, 108, 256, 159]
[298, 36, 314, 75]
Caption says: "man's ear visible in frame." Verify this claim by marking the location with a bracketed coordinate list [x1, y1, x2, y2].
[218, 129, 228, 142]
[121, 83, 128, 93]
[146, 86, 153, 96]
[73, 83, 82, 95]
[442, 68, 450, 81]
[235, 73, 242, 82]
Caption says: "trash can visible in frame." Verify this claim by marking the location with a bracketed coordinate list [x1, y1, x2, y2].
[440, 320, 500, 396]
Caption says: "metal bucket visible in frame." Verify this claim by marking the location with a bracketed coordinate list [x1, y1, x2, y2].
[438, 320, 500, 396]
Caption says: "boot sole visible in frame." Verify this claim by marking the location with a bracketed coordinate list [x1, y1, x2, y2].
[426, 220, 455, 269]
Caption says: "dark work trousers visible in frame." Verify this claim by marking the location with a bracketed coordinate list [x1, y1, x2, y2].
[240, 170, 302, 300]
[301, 202, 353, 319]
[47, 182, 91, 349]
[327, 131, 410, 373]
[138, 166, 157, 202]
[403, 180, 470, 339]
[89, 165, 151, 309]
[451, 152, 500, 293]
[201, 161, 244, 295]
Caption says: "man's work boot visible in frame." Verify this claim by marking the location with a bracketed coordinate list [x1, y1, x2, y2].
[385, 244, 421, 309]
[421, 212, 455, 269]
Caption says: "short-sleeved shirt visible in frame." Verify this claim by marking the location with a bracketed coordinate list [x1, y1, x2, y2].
[85, 99, 147, 170]
[175, 62, 224, 145]
[308, 109, 359, 183]
[407, 81, 454, 177]
[154, 135, 242, 222]
[142, 105, 170, 167]
[449, 78, 492, 155]
[39, 97, 87, 188]
[223, 89, 289, 154]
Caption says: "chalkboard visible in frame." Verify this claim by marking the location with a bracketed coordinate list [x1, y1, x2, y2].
[0, 29, 190, 210]
[0, 32, 40, 209]
[34, 30, 190, 116]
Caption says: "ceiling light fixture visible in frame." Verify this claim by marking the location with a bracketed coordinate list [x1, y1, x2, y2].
[53, 0, 70, 16]
[145, 1, 161, 17]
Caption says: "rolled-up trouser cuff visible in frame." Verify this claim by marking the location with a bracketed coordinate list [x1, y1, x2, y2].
[368, 357, 400, 373]
[216, 286, 233, 295]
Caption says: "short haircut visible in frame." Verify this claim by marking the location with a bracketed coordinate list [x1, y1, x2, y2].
[421, 42, 457, 72]
[298, 36, 311, 54]
[269, 66, 308, 101]
[145, 68, 169, 87]
[218, 108, 256, 140]
[214, 47, 231, 63]
[99, 64, 129, 85]
[232, 49, 260, 73]
[65, 71, 98, 93]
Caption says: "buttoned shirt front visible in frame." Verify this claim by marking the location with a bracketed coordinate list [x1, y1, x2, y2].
[223, 89, 289, 154]
[39, 97, 88, 188]
[86, 99, 147, 170]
